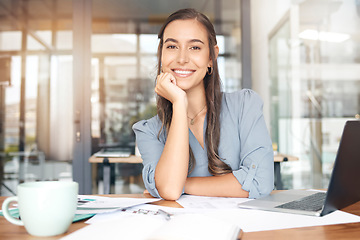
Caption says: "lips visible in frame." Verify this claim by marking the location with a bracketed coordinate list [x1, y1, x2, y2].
[172, 69, 195, 78]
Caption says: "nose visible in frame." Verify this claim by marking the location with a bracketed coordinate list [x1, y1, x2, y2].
[177, 48, 189, 64]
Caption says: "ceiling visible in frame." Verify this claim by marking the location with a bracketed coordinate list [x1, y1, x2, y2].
[0, 0, 358, 39]
[0, 0, 241, 32]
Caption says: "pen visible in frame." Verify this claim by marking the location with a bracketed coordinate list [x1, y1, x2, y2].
[157, 209, 173, 221]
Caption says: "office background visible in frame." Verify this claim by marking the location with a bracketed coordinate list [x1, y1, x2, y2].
[0, 0, 359, 195]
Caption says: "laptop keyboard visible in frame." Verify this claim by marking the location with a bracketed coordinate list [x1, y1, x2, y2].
[275, 192, 326, 212]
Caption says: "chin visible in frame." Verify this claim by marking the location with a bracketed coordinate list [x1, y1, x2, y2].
[175, 81, 190, 90]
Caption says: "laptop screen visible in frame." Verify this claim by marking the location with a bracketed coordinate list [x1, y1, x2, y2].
[322, 120, 360, 215]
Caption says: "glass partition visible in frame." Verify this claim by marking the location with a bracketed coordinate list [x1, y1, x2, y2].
[0, 0, 73, 196]
[0, 0, 244, 195]
[90, 0, 243, 193]
[269, 1, 360, 189]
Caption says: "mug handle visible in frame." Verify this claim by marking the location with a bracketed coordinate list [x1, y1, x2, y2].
[2, 196, 24, 226]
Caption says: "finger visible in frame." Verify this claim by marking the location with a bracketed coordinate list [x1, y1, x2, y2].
[158, 73, 174, 84]
[162, 72, 175, 83]
[156, 73, 166, 86]
[170, 76, 176, 86]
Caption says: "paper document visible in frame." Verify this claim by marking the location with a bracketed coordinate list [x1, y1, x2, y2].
[76, 195, 159, 214]
[200, 208, 360, 232]
[168, 195, 360, 232]
[176, 194, 250, 209]
[69, 195, 360, 236]
[61, 212, 241, 240]
[85, 203, 194, 224]
[175, 195, 360, 232]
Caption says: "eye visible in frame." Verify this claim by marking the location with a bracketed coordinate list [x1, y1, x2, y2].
[166, 45, 177, 49]
[190, 46, 201, 50]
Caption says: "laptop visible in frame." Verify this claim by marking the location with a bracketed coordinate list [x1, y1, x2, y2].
[238, 120, 360, 216]
[94, 149, 131, 158]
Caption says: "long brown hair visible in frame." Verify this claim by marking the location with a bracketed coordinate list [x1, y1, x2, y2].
[156, 8, 231, 175]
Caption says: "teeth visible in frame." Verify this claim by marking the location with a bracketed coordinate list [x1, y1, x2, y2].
[174, 70, 193, 74]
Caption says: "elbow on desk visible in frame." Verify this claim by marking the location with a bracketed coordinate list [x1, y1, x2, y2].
[157, 186, 183, 201]
[258, 186, 273, 198]
[154, 176, 184, 200]
[250, 180, 274, 199]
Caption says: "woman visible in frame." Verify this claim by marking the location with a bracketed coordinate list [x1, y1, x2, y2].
[133, 8, 274, 200]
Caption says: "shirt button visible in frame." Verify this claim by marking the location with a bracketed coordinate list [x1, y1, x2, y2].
[252, 164, 256, 169]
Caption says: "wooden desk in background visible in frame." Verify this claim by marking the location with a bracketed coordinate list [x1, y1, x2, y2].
[274, 154, 299, 190]
[89, 154, 298, 194]
[89, 155, 143, 194]
[1, 193, 360, 240]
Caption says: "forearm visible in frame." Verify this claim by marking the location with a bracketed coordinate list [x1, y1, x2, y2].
[184, 173, 249, 198]
[155, 101, 189, 200]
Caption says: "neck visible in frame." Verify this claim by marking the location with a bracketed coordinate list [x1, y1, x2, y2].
[186, 88, 206, 117]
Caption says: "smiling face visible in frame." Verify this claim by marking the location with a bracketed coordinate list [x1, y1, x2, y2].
[161, 19, 212, 93]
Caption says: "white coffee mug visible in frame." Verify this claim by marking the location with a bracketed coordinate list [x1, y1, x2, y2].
[2, 181, 78, 237]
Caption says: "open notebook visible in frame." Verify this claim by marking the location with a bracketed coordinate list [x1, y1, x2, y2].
[61, 212, 241, 240]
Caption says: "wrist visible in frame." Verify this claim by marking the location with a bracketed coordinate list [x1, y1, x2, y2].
[184, 177, 193, 194]
[172, 95, 188, 111]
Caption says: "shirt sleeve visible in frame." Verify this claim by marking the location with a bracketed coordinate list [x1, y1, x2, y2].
[132, 117, 164, 198]
[231, 90, 274, 198]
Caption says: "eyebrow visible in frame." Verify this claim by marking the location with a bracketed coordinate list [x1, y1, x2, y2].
[164, 38, 205, 45]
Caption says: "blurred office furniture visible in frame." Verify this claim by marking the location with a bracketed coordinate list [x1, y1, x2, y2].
[89, 151, 142, 194]
[274, 154, 299, 190]
[8, 151, 45, 182]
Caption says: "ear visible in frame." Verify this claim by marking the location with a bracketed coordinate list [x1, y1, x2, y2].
[208, 45, 220, 67]
[214, 45, 219, 59]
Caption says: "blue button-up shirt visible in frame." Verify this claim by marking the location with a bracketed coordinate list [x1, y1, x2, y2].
[133, 89, 274, 199]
